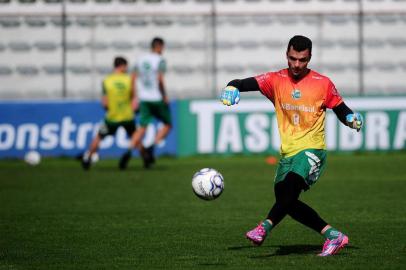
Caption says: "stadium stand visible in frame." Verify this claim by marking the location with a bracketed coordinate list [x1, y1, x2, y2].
[8, 41, 32, 52]
[24, 17, 47, 27]
[42, 64, 63, 75]
[0, 1, 405, 98]
[16, 65, 39, 75]
[34, 41, 59, 51]
[0, 65, 13, 75]
[0, 17, 20, 27]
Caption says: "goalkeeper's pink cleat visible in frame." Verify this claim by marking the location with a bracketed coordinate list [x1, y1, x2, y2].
[246, 224, 267, 246]
[318, 233, 349, 256]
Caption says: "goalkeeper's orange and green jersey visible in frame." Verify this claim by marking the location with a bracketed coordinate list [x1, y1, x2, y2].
[102, 73, 134, 122]
[255, 69, 343, 157]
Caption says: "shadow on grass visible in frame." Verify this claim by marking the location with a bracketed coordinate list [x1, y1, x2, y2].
[229, 244, 359, 258]
[228, 245, 271, 251]
[196, 262, 228, 266]
[252, 244, 321, 257]
[85, 164, 170, 172]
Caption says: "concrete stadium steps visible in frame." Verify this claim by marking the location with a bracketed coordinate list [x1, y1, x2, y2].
[1, 11, 406, 98]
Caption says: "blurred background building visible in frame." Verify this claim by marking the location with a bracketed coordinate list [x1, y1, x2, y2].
[1, 0, 406, 100]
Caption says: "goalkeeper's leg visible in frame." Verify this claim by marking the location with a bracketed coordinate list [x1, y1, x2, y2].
[288, 200, 328, 233]
[278, 173, 347, 242]
[286, 186, 349, 256]
[246, 172, 303, 245]
[267, 172, 305, 226]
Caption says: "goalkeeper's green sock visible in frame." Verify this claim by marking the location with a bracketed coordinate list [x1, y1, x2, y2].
[323, 227, 341, 240]
[261, 219, 273, 234]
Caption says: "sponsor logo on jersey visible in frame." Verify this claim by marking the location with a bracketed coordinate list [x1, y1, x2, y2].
[142, 62, 151, 70]
[281, 103, 315, 112]
[291, 89, 301, 100]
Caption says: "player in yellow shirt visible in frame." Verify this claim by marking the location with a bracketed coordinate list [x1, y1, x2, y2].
[220, 35, 363, 256]
[82, 56, 136, 170]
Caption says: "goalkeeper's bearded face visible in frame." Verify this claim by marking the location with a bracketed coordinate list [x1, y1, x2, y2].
[286, 47, 311, 79]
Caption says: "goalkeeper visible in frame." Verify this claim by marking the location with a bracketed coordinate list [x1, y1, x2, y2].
[220, 35, 363, 257]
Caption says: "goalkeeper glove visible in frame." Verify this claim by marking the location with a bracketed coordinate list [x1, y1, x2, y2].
[346, 112, 363, 132]
[220, 86, 240, 106]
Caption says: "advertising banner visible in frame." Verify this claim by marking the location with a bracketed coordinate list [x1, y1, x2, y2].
[177, 97, 406, 156]
[1, 97, 406, 158]
[0, 101, 177, 158]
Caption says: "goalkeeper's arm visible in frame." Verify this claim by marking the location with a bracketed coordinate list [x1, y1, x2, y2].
[333, 102, 363, 131]
[221, 77, 260, 106]
[332, 102, 353, 125]
[227, 77, 260, 92]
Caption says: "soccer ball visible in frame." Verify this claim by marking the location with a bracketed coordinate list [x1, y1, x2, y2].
[91, 152, 99, 164]
[24, 150, 41, 166]
[83, 151, 99, 164]
[192, 168, 224, 200]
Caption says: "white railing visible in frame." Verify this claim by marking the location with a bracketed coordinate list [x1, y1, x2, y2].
[1, 0, 406, 16]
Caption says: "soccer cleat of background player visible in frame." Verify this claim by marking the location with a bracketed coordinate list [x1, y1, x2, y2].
[220, 35, 364, 256]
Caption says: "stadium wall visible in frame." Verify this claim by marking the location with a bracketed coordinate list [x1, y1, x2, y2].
[2, 2, 406, 99]
[1, 97, 406, 159]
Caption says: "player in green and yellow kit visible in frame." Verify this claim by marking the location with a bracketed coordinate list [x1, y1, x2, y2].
[119, 37, 172, 169]
[220, 36, 363, 256]
[82, 56, 136, 170]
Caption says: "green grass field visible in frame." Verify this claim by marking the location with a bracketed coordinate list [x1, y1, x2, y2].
[1, 153, 406, 270]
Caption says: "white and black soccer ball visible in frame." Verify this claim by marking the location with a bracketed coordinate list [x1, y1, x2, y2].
[24, 150, 41, 166]
[90, 152, 99, 164]
[83, 151, 99, 164]
[192, 168, 224, 200]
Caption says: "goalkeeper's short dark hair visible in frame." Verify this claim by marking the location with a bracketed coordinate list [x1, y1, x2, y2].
[287, 35, 312, 56]
[151, 37, 165, 49]
[114, 56, 127, 68]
